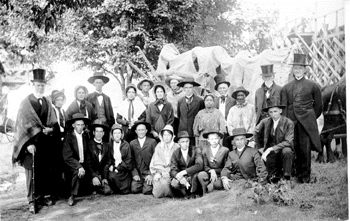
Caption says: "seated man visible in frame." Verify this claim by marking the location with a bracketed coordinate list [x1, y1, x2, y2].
[198, 130, 229, 193]
[86, 119, 112, 194]
[221, 128, 268, 191]
[254, 97, 294, 183]
[62, 113, 92, 206]
[130, 121, 157, 194]
[170, 131, 204, 197]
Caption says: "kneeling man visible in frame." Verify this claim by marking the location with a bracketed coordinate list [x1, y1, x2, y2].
[254, 97, 294, 183]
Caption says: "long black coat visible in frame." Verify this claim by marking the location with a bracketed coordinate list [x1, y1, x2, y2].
[281, 77, 323, 152]
[130, 137, 157, 178]
[177, 95, 204, 136]
[86, 140, 110, 180]
[87, 92, 115, 127]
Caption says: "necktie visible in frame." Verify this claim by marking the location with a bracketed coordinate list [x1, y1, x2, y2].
[97, 93, 102, 97]
[186, 96, 192, 105]
[57, 107, 65, 127]
[155, 99, 165, 106]
[38, 98, 43, 106]
[96, 143, 102, 162]
[128, 99, 134, 121]
[220, 96, 226, 103]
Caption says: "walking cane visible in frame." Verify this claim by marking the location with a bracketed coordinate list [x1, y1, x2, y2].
[32, 152, 36, 214]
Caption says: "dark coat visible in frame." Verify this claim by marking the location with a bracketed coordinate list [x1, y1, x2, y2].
[202, 145, 229, 175]
[62, 130, 90, 172]
[87, 92, 115, 127]
[116, 112, 146, 142]
[221, 146, 268, 181]
[66, 100, 97, 122]
[255, 82, 282, 124]
[254, 116, 294, 152]
[214, 96, 236, 120]
[170, 146, 203, 178]
[146, 101, 174, 133]
[86, 140, 110, 179]
[130, 137, 157, 178]
[281, 77, 323, 152]
[177, 95, 204, 136]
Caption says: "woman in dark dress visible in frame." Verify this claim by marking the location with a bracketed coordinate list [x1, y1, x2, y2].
[66, 85, 97, 121]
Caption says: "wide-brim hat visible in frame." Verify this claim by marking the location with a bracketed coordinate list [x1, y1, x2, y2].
[260, 64, 274, 77]
[137, 79, 154, 90]
[177, 77, 201, 87]
[203, 130, 224, 139]
[88, 72, 110, 84]
[289, 53, 310, 66]
[214, 75, 230, 91]
[231, 86, 249, 99]
[31, 69, 47, 83]
[131, 121, 152, 132]
[174, 131, 191, 142]
[90, 119, 110, 131]
[51, 89, 66, 104]
[66, 113, 92, 126]
[165, 75, 183, 88]
[262, 96, 286, 112]
[226, 128, 253, 142]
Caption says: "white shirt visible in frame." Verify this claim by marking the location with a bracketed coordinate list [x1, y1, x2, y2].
[94, 138, 103, 162]
[295, 76, 304, 80]
[181, 148, 189, 163]
[273, 117, 281, 133]
[138, 137, 146, 148]
[113, 141, 122, 167]
[53, 106, 65, 132]
[76, 100, 89, 118]
[211, 145, 220, 157]
[158, 104, 164, 112]
[74, 130, 84, 163]
[96, 91, 104, 106]
[219, 94, 228, 118]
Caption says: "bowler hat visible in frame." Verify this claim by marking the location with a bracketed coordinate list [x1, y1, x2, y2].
[260, 64, 274, 77]
[137, 79, 154, 91]
[226, 128, 253, 142]
[175, 131, 191, 142]
[289, 53, 310, 66]
[90, 119, 110, 131]
[203, 130, 224, 139]
[88, 72, 110, 84]
[214, 75, 230, 91]
[31, 69, 47, 83]
[231, 86, 250, 99]
[66, 113, 92, 126]
[131, 121, 152, 132]
[262, 97, 286, 112]
[177, 77, 201, 87]
[165, 75, 183, 88]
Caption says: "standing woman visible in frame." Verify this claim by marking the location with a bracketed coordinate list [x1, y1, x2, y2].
[107, 124, 133, 194]
[116, 84, 146, 143]
[146, 84, 174, 141]
[193, 94, 226, 148]
[66, 85, 97, 122]
[150, 125, 179, 198]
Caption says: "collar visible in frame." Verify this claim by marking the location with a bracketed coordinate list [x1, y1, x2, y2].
[204, 108, 215, 113]
[142, 92, 150, 97]
[95, 91, 103, 94]
[210, 144, 220, 149]
[273, 117, 281, 124]
[237, 146, 245, 152]
[94, 138, 102, 144]
[138, 136, 146, 142]
[295, 76, 304, 81]
[236, 101, 248, 108]
[33, 93, 44, 99]
[263, 82, 274, 90]
[74, 129, 83, 136]
[114, 139, 121, 144]
[185, 94, 194, 99]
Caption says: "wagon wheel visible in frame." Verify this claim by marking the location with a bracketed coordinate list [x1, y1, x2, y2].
[4, 118, 15, 142]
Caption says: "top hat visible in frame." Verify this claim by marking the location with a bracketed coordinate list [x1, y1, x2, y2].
[174, 131, 191, 142]
[137, 79, 154, 91]
[231, 86, 250, 99]
[66, 113, 92, 126]
[31, 69, 47, 83]
[177, 77, 201, 87]
[214, 75, 230, 91]
[260, 64, 274, 77]
[88, 72, 110, 84]
[289, 53, 310, 66]
[51, 89, 66, 104]
[226, 128, 253, 142]
[165, 75, 183, 88]
[90, 119, 110, 131]
[131, 121, 152, 132]
[203, 130, 224, 139]
[262, 96, 286, 112]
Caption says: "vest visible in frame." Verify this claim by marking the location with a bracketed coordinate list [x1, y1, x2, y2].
[96, 99, 107, 123]
[266, 125, 278, 148]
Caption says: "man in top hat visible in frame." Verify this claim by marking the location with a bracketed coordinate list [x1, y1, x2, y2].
[137, 79, 156, 107]
[281, 53, 322, 183]
[129, 121, 157, 194]
[255, 64, 282, 125]
[177, 77, 204, 146]
[227, 86, 256, 135]
[213, 74, 236, 149]
[87, 72, 115, 130]
[165, 75, 185, 136]
[221, 128, 267, 191]
[62, 113, 92, 206]
[12, 68, 57, 213]
[253, 97, 294, 183]
[86, 119, 112, 195]
[197, 130, 229, 193]
[170, 131, 204, 198]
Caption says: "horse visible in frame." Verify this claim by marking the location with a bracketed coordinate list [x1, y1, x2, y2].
[316, 79, 346, 163]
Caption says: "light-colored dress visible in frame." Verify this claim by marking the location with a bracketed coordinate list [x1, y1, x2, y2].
[227, 102, 256, 135]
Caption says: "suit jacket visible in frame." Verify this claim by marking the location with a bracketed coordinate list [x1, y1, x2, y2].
[281, 77, 322, 152]
[130, 137, 157, 177]
[87, 92, 115, 127]
[66, 100, 97, 122]
[255, 82, 282, 124]
[254, 116, 294, 152]
[214, 96, 236, 120]
[177, 95, 204, 136]
[221, 146, 267, 181]
[146, 101, 174, 133]
[202, 145, 229, 175]
[170, 146, 203, 178]
[86, 140, 110, 179]
[62, 130, 89, 171]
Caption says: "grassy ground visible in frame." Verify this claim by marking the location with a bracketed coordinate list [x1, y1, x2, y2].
[0, 137, 348, 221]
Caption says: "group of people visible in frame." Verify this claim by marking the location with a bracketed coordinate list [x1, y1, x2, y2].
[12, 53, 323, 214]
